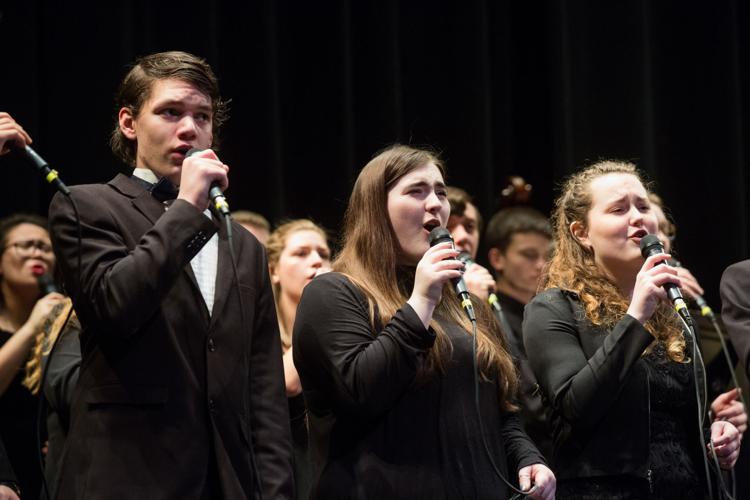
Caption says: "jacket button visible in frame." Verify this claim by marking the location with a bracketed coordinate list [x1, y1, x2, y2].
[208, 398, 216, 412]
[207, 338, 216, 352]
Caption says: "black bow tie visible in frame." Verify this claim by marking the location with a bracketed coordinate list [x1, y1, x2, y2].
[150, 177, 179, 202]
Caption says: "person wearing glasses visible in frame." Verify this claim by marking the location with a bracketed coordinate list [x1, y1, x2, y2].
[0, 214, 65, 499]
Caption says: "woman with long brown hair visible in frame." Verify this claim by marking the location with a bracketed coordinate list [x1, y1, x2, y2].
[293, 145, 554, 499]
[524, 160, 741, 498]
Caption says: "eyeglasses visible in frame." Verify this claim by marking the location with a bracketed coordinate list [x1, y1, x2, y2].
[3, 239, 54, 257]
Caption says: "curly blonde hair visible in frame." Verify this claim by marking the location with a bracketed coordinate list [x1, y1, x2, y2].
[544, 160, 686, 362]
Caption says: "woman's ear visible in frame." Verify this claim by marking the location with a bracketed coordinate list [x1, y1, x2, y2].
[268, 264, 280, 285]
[570, 220, 590, 248]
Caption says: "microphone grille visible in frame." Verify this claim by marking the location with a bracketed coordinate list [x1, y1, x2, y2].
[639, 233, 663, 257]
[428, 227, 452, 247]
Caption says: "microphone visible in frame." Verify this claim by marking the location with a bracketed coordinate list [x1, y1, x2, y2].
[36, 273, 59, 296]
[639, 234, 692, 325]
[428, 227, 476, 322]
[14, 144, 71, 195]
[456, 251, 503, 314]
[185, 148, 230, 217]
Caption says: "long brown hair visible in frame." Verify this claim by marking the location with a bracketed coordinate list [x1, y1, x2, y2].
[544, 160, 685, 362]
[334, 144, 518, 410]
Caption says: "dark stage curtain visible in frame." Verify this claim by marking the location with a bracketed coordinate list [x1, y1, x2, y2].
[1, 0, 749, 308]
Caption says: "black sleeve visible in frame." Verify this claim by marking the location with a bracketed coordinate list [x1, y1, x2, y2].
[43, 317, 81, 433]
[48, 191, 217, 339]
[523, 290, 653, 432]
[293, 273, 436, 419]
[720, 261, 750, 374]
[499, 411, 546, 471]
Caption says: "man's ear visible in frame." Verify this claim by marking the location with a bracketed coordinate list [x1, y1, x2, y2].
[488, 247, 506, 273]
[118, 107, 137, 141]
[570, 220, 589, 248]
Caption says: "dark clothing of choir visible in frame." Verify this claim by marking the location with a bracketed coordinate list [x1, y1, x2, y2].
[720, 259, 750, 499]
[294, 272, 544, 500]
[41, 314, 81, 500]
[495, 291, 553, 460]
[289, 393, 312, 499]
[48, 174, 294, 500]
[0, 329, 41, 499]
[524, 288, 704, 499]
[0, 436, 18, 494]
[721, 259, 750, 376]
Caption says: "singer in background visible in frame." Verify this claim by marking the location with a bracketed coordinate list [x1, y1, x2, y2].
[648, 194, 706, 301]
[234, 210, 272, 247]
[650, 193, 747, 429]
[0, 112, 32, 155]
[445, 187, 496, 299]
[523, 160, 741, 498]
[48, 51, 293, 499]
[0, 214, 64, 499]
[293, 145, 554, 499]
[484, 206, 553, 459]
[266, 219, 331, 499]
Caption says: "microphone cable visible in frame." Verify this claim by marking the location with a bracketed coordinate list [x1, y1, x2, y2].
[469, 317, 540, 499]
[12, 143, 82, 500]
[431, 229, 541, 497]
[34, 302, 75, 500]
[677, 312, 736, 500]
[222, 213, 264, 500]
[671, 260, 746, 411]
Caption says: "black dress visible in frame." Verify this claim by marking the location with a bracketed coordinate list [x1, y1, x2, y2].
[293, 272, 544, 500]
[524, 289, 705, 500]
[0, 329, 42, 499]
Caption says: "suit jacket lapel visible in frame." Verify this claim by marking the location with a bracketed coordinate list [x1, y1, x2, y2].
[110, 174, 206, 313]
[109, 174, 165, 226]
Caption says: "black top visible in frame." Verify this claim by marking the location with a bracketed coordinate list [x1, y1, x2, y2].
[495, 291, 552, 460]
[524, 289, 705, 498]
[42, 313, 81, 499]
[0, 437, 17, 489]
[0, 329, 41, 499]
[293, 272, 544, 500]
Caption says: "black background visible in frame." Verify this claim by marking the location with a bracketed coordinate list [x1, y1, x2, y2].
[1, 0, 748, 306]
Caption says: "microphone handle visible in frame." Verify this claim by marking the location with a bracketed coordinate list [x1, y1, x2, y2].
[209, 183, 230, 216]
[23, 146, 71, 195]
